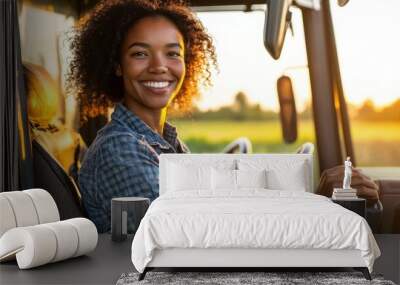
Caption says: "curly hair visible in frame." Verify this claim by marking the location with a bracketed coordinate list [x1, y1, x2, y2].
[67, 0, 217, 120]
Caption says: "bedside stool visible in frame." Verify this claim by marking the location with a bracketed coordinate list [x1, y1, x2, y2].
[331, 197, 366, 218]
[111, 197, 150, 242]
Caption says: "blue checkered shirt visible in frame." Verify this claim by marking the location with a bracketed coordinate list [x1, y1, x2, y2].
[78, 103, 189, 233]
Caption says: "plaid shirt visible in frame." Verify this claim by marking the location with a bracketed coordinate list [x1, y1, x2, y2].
[78, 103, 189, 233]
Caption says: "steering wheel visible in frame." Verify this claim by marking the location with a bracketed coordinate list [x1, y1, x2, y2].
[222, 137, 252, 154]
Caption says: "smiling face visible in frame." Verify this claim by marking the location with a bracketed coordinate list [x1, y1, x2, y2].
[117, 16, 186, 112]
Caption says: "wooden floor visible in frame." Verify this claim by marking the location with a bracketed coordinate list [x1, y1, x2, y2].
[373, 235, 400, 284]
[0, 234, 399, 284]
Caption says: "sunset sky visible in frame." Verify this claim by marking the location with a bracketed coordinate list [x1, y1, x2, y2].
[195, 0, 400, 112]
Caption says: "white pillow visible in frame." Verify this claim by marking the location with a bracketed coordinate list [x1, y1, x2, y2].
[168, 163, 211, 191]
[211, 168, 237, 190]
[266, 167, 306, 191]
[237, 159, 308, 191]
[236, 169, 268, 189]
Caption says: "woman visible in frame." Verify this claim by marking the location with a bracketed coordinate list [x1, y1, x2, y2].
[68, 0, 216, 232]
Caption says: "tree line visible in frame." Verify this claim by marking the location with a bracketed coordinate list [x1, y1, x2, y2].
[355, 99, 400, 121]
[171, 92, 400, 121]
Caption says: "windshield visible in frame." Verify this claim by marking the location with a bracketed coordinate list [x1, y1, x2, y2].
[171, 8, 315, 154]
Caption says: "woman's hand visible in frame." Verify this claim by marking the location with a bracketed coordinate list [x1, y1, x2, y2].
[316, 165, 380, 205]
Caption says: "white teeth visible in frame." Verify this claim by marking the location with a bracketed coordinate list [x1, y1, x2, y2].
[142, 81, 170, 89]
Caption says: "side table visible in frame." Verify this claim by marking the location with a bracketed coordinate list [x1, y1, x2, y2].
[111, 197, 150, 241]
[331, 197, 366, 218]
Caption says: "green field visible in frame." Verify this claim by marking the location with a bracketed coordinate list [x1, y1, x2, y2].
[170, 120, 400, 166]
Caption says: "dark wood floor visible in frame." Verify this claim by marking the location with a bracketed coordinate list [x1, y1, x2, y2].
[0, 234, 399, 284]
[373, 235, 400, 284]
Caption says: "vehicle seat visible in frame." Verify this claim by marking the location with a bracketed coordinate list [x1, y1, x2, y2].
[32, 139, 85, 219]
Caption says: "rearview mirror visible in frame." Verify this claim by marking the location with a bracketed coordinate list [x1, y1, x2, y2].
[264, 0, 293, 59]
[277, 75, 298, 143]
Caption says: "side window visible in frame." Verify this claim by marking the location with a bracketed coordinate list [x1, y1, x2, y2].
[331, 1, 400, 166]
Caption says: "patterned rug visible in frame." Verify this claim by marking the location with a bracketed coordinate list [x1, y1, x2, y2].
[116, 271, 396, 285]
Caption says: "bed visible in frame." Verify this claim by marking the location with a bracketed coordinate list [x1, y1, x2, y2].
[131, 154, 380, 280]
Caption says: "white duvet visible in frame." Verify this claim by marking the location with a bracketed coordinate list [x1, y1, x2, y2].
[131, 190, 380, 273]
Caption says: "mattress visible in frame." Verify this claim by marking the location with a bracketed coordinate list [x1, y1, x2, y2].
[131, 190, 380, 273]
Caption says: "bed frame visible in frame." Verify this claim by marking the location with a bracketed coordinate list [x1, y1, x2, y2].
[139, 154, 372, 281]
[139, 248, 371, 280]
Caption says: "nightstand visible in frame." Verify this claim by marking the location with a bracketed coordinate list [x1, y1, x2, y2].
[111, 197, 150, 242]
[331, 197, 366, 218]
